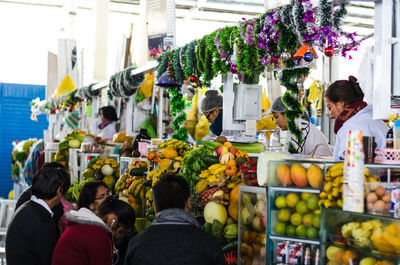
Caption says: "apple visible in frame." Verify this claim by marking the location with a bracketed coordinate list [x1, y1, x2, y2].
[229, 147, 238, 154]
[224, 142, 232, 148]
[216, 145, 229, 156]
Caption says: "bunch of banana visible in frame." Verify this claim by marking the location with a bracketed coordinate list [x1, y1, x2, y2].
[158, 139, 190, 156]
[128, 176, 144, 199]
[145, 189, 153, 208]
[320, 163, 380, 208]
[114, 171, 129, 196]
[147, 167, 174, 187]
[199, 164, 227, 183]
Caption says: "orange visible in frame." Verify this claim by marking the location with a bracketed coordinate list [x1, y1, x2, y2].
[334, 250, 344, 263]
[342, 250, 357, 265]
[227, 160, 237, 167]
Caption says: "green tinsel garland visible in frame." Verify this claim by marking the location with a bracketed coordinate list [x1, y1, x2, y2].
[172, 47, 185, 85]
[184, 40, 197, 78]
[236, 22, 261, 84]
[280, 67, 310, 154]
[281, 4, 294, 28]
[167, 87, 188, 142]
[333, 4, 347, 28]
[319, 0, 333, 28]
[157, 50, 171, 79]
[196, 38, 207, 75]
[294, 0, 308, 43]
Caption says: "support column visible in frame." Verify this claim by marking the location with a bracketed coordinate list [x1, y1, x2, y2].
[93, 0, 109, 82]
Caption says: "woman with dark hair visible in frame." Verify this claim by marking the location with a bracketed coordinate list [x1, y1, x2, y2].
[98, 106, 118, 139]
[77, 181, 109, 212]
[98, 196, 137, 265]
[51, 183, 113, 265]
[325, 75, 388, 160]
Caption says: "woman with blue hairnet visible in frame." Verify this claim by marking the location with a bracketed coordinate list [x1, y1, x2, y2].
[271, 97, 332, 157]
[201, 90, 224, 136]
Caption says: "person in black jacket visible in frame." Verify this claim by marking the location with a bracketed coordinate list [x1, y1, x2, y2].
[124, 174, 227, 265]
[6, 165, 70, 265]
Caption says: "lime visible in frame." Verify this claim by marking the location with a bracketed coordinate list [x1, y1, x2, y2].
[296, 224, 307, 238]
[306, 226, 318, 239]
[306, 195, 319, 210]
[275, 196, 287, 209]
[312, 214, 321, 228]
[290, 213, 302, 226]
[286, 193, 300, 208]
[278, 208, 291, 222]
[302, 213, 314, 227]
[301, 192, 312, 201]
[286, 224, 296, 236]
[295, 201, 308, 215]
[275, 221, 287, 235]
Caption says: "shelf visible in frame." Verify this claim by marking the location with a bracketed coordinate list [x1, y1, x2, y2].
[322, 242, 400, 262]
[324, 207, 400, 222]
[268, 186, 321, 194]
[269, 235, 320, 245]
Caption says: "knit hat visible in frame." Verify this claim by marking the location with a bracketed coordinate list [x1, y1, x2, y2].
[271, 97, 287, 113]
[201, 90, 223, 113]
[65, 111, 80, 130]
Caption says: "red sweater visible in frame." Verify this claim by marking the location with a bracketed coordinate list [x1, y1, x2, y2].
[51, 223, 113, 265]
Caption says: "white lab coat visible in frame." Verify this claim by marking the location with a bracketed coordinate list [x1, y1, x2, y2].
[98, 121, 117, 140]
[286, 119, 333, 157]
[334, 105, 388, 160]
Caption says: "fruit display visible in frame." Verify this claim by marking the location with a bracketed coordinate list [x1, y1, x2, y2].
[239, 190, 267, 265]
[11, 138, 38, 182]
[274, 162, 323, 189]
[326, 245, 396, 265]
[240, 159, 258, 186]
[82, 157, 120, 189]
[115, 159, 150, 216]
[365, 183, 398, 216]
[273, 192, 321, 240]
[320, 163, 380, 208]
[54, 130, 91, 166]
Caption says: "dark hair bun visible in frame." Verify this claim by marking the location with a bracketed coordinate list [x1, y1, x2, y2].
[348, 75, 358, 83]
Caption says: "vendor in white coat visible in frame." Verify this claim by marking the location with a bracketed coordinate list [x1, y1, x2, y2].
[271, 97, 333, 157]
[325, 76, 388, 160]
[98, 106, 118, 140]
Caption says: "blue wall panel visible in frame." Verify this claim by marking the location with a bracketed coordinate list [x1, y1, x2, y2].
[0, 83, 48, 198]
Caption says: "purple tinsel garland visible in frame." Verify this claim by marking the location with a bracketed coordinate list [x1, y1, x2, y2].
[257, 10, 280, 65]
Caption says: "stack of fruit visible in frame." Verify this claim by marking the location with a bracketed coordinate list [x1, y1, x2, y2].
[326, 246, 395, 265]
[320, 163, 380, 208]
[82, 157, 120, 190]
[274, 192, 321, 239]
[339, 220, 400, 256]
[115, 160, 148, 216]
[55, 130, 90, 166]
[240, 159, 258, 186]
[276, 163, 323, 189]
[240, 192, 267, 265]
[146, 139, 188, 170]
[366, 184, 392, 215]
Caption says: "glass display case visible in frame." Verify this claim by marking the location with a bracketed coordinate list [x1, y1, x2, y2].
[264, 159, 400, 265]
[321, 208, 400, 264]
[238, 186, 267, 265]
[266, 159, 335, 265]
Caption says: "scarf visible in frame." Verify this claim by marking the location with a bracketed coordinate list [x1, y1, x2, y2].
[209, 112, 223, 136]
[99, 120, 113, 130]
[334, 101, 368, 134]
[153, 208, 200, 228]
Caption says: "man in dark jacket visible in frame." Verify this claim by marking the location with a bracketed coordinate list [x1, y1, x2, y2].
[6, 166, 70, 265]
[124, 174, 227, 265]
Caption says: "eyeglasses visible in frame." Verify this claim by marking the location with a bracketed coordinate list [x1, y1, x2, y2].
[203, 110, 214, 121]
[94, 191, 111, 201]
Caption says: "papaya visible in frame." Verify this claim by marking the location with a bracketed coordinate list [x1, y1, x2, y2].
[129, 167, 147, 176]
[158, 159, 171, 169]
[203, 156, 220, 167]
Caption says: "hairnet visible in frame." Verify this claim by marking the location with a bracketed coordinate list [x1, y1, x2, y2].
[201, 90, 223, 113]
[271, 96, 287, 113]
